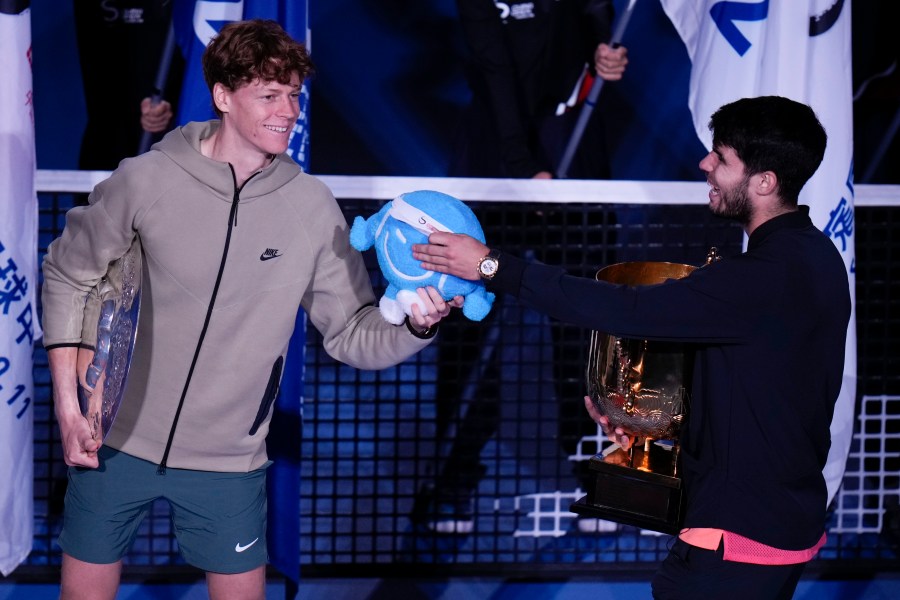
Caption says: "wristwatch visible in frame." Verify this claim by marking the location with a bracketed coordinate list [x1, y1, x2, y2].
[477, 249, 500, 280]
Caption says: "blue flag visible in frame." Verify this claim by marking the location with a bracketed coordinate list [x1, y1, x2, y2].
[172, 2, 309, 596]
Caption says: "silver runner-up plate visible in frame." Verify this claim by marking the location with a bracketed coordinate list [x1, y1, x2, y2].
[77, 239, 142, 442]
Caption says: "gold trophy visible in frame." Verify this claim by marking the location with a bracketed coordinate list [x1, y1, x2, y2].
[572, 252, 719, 534]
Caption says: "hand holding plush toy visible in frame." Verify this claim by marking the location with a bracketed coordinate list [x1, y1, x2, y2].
[349, 190, 495, 325]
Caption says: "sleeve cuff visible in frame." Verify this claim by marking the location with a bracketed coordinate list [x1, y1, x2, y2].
[404, 316, 438, 339]
[485, 250, 527, 295]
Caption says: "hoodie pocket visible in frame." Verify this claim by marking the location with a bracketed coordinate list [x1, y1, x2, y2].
[249, 356, 283, 436]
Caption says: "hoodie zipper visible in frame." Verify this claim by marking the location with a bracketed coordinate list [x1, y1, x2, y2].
[157, 165, 256, 474]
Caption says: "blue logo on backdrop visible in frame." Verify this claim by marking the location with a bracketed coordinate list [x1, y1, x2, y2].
[710, 0, 845, 55]
[809, 0, 844, 36]
[710, 0, 769, 56]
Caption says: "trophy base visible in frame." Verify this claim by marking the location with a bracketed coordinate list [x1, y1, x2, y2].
[570, 452, 684, 535]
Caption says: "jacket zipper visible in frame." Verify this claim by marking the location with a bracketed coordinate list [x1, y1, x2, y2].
[157, 166, 255, 474]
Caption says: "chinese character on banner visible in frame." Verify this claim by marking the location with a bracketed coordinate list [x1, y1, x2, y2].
[0, 0, 39, 577]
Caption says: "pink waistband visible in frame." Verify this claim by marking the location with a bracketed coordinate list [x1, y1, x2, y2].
[680, 528, 826, 565]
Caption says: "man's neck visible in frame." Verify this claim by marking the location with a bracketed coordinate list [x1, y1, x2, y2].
[744, 203, 797, 237]
[200, 130, 273, 188]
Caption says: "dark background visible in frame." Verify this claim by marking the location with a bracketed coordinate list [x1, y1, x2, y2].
[31, 0, 899, 183]
[20, 0, 900, 581]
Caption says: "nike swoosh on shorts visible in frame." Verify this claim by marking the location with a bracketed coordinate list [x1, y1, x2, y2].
[235, 538, 259, 553]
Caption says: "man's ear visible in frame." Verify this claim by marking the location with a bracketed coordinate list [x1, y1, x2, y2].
[755, 170, 778, 197]
[212, 82, 230, 116]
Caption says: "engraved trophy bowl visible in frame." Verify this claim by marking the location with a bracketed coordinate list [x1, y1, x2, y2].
[572, 260, 697, 534]
[77, 239, 142, 442]
[586, 261, 697, 442]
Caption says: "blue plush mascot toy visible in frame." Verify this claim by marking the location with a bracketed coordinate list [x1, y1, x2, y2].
[349, 190, 495, 325]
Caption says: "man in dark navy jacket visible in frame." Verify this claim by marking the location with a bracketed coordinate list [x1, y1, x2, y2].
[451, 0, 628, 179]
[414, 95, 851, 599]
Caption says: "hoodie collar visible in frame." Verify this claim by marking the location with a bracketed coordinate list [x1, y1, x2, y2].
[155, 120, 302, 201]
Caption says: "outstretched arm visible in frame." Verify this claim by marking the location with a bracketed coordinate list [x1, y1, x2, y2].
[412, 231, 490, 281]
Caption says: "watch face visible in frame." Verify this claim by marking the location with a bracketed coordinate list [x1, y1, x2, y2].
[479, 257, 498, 277]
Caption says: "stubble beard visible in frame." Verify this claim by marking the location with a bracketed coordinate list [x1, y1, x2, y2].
[710, 175, 753, 226]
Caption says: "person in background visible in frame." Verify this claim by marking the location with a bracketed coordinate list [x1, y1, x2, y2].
[43, 19, 457, 600]
[450, 0, 628, 179]
[414, 95, 850, 599]
[74, 0, 182, 173]
[414, 0, 628, 534]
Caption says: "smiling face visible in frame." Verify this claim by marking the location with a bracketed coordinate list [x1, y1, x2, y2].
[699, 144, 753, 225]
[376, 219, 478, 301]
[214, 74, 301, 159]
[380, 222, 434, 284]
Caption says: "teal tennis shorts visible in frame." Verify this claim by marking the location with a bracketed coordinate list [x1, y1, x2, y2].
[59, 445, 269, 573]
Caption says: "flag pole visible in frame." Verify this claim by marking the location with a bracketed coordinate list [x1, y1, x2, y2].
[138, 19, 177, 155]
[556, 0, 638, 179]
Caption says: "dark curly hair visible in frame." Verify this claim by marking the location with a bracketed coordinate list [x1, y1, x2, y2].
[708, 96, 827, 206]
[202, 19, 314, 117]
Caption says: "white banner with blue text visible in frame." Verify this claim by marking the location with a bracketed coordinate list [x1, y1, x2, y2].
[0, 0, 38, 577]
[659, 0, 856, 504]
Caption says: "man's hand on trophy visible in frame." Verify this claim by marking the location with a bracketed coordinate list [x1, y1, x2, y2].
[584, 395, 635, 451]
[49, 347, 102, 468]
[58, 412, 101, 468]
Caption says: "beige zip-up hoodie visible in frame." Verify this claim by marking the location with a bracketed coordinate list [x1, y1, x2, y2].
[42, 121, 432, 472]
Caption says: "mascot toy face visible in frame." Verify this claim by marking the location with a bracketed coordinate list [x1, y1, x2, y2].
[349, 190, 495, 325]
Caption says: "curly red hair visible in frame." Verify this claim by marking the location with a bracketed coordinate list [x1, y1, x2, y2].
[202, 19, 314, 117]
